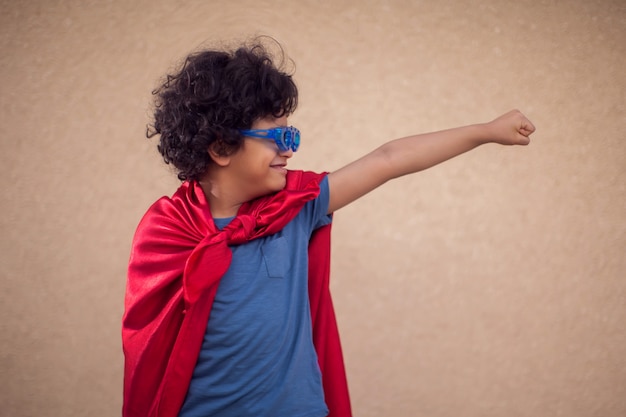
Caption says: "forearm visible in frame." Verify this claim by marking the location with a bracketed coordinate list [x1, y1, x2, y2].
[377, 123, 490, 180]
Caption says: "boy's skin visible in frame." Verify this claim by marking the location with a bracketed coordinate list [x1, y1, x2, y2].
[200, 109, 535, 217]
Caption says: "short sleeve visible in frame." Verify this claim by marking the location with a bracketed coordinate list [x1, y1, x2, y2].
[298, 175, 332, 233]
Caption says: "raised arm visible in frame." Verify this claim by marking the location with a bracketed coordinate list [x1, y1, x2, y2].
[326, 109, 536, 213]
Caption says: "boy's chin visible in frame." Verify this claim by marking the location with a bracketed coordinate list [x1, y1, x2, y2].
[274, 177, 287, 192]
[254, 178, 287, 199]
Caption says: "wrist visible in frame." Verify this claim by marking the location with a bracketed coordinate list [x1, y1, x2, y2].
[470, 123, 492, 146]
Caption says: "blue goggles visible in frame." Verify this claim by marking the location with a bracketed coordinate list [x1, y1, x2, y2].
[238, 126, 301, 152]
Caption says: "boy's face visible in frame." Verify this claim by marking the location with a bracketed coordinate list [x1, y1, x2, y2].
[228, 115, 294, 200]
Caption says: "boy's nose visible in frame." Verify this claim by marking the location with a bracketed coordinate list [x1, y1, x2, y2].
[279, 148, 293, 158]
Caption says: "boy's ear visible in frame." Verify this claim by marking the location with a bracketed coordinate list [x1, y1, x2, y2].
[207, 143, 232, 167]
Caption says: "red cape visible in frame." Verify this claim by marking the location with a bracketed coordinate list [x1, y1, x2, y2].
[122, 170, 352, 417]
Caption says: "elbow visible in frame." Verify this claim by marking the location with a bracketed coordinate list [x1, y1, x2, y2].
[375, 142, 410, 181]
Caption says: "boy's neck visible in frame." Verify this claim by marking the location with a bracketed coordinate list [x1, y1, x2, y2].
[199, 179, 242, 219]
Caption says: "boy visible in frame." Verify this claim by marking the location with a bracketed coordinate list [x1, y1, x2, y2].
[122, 39, 535, 417]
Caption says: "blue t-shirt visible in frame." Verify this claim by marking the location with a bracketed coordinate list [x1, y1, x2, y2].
[179, 177, 332, 417]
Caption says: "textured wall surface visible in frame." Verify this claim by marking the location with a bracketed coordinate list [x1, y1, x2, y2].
[1, 1, 624, 416]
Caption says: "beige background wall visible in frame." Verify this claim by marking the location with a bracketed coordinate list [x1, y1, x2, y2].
[1, 0, 624, 416]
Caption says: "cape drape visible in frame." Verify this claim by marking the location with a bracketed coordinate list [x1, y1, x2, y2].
[122, 170, 352, 417]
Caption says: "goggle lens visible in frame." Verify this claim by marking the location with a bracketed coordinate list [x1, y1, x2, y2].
[281, 127, 300, 152]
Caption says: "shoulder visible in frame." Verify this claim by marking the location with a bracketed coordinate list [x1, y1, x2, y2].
[285, 170, 327, 192]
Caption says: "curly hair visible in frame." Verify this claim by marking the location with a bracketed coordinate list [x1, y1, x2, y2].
[147, 39, 298, 181]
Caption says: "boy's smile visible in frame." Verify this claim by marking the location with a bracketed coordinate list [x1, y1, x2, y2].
[270, 162, 288, 174]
